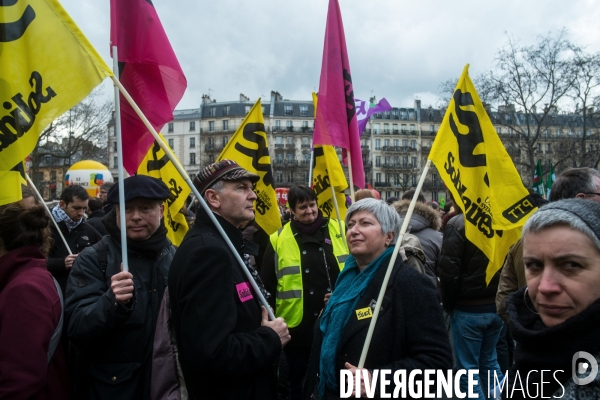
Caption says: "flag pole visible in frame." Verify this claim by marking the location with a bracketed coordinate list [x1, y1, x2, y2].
[26, 174, 72, 255]
[357, 159, 432, 368]
[308, 140, 315, 187]
[110, 75, 275, 320]
[112, 46, 130, 273]
[346, 148, 356, 200]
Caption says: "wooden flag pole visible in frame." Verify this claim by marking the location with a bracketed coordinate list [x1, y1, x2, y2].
[25, 174, 72, 255]
[357, 159, 432, 368]
[111, 46, 130, 272]
[346, 148, 355, 201]
[110, 74, 275, 320]
[329, 183, 348, 251]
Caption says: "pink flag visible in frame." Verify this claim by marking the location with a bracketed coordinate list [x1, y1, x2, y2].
[313, 0, 364, 189]
[110, 0, 187, 174]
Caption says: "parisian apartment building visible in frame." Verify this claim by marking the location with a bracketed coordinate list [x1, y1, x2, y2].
[107, 91, 599, 203]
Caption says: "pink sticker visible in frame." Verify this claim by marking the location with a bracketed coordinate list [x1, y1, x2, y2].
[236, 282, 253, 303]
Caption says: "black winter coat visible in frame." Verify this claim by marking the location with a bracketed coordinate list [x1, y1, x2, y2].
[87, 210, 108, 236]
[47, 220, 103, 294]
[65, 235, 176, 400]
[303, 257, 452, 399]
[438, 213, 500, 312]
[169, 208, 281, 400]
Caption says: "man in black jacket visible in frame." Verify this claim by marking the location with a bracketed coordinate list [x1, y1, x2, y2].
[86, 197, 108, 236]
[47, 185, 103, 295]
[65, 175, 176, 399]
[169, 160, 290, 400]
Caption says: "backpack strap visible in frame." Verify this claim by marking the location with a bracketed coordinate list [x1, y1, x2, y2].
[47, 277, 64, 364]
[92, 238, 109, 277]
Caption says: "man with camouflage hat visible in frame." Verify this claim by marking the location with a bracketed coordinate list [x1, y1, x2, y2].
[169, 160, 290, 400]
[65, 175, 176, 399]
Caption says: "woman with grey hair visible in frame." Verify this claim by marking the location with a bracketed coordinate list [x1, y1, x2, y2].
[303, 199, 451, 399]
[503, 199, 600, 399]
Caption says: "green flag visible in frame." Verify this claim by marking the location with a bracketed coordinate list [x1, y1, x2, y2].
[545, 162, 556, 200]
[533, 160, 545, 197]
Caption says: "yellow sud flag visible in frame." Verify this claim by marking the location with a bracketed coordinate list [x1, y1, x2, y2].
[312, 145, 348, 220]
[0, 0, 113, 172]
[0, 161, 27, 206]
[137, 134, 190, 246]
[312, 93, 348, 220]
[429, 65, 537, 284]
[217, 99, 281, 235]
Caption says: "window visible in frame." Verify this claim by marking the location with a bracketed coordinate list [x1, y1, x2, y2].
[411, 157, 417, 166]
[287, 137, 293, 145]
[113, 142, 117, 152]
[286, 152, 294, 161]
[286, 120, 293, 131]
[223, 120, 229, 131]
[168, 138, 174, 149]
[403, 156, 408, 166]
[190, 153, 196, 165]
[189, 121, 196, 131]
[302, 137, 309, 145]
[287, 172, 294, 183]
[375, 139, 381, 150]
[245, 105, 251, 114]
[376, 156, 381, 167]
[410, 140, 416, 149]
[537, 143, 542, 151]
[546, 143, 551, 152]
[223, 106, 230, 116]
[208, 137, 214, 146]
[430, 125, 434, 132]
[412, 175, 417, 186]
[300, 104, 308, 116]
[261, 105, 266, 115]
[51, 170, 56, 181]
[374, 123, 380, 134]
[222, 136, 228, 146]
[384, 139, 390, 147]
[276, 136, 283, 144]
[401, 124, 407, 132]
[384, 156, 390, 165]
[384, 123, 390, 133]
[189, 137, 195, 148]
[275, 120, 281, 130]
[385, 173, 390, 183]
[302, 121, 308, 130]
[402, 139, 408, 147]
[168, 123, 174, 132]
[284, 104, 293, 115]
[409, 124, 416, 132]
[209, 121, 215, 132]
[376, 173, 381, 183]
[497, 127, 502, 134]
[393, 139, 399, 147]
[209, 107, 216, 117]
[113, 157, 118, 169]
[276, 171, 283, 183]
[393, 124, 398, 133]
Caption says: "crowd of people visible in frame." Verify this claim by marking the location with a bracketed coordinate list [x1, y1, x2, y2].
[1, 164, 599, 400]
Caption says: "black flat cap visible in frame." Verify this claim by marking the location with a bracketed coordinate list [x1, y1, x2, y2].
[107, 175, 170, 204]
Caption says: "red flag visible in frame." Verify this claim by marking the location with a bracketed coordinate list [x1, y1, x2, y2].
[110, 0, 187, 174]
[313, 0, 364, 189]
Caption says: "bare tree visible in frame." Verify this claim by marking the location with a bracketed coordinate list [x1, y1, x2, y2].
[30, 88, 112, 188]
[480, 30, 577, 184]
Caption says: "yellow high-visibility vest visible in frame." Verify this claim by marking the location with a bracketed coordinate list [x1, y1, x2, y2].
[269, 220, 347, 327]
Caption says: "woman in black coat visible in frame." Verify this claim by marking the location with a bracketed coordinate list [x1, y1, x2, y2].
[304, 198, 452, 399]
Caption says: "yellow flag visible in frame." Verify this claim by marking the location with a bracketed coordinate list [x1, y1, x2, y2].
[0, 0, 113, 172]
[312, 145, 348, 220]
[0, 161, 28, 206]
[429, 65, 536, 284]
[217, 99, 281, 235]
[137, 135, 190, 246]
[312, 92, 348, 220]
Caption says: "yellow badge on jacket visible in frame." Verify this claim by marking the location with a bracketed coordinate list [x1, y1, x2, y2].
[356, 307, 372, 320]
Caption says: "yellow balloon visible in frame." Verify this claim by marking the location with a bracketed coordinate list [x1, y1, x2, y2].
[64, 160, 113, 197]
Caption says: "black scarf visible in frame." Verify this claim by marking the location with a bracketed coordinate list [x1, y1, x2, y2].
[504, 288, 600, 399]
[291, 209, 325, 236]
[102, 207, 170, 260]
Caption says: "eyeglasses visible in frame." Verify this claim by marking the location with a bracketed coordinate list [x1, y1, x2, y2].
[584, 193, 600, 197]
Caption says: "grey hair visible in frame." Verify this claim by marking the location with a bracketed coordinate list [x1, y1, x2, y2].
[523, 199, 600, 252]
[345, 198, 401, 245]
[202, 179, 226, 203]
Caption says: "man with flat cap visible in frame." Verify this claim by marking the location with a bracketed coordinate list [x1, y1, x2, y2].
[65, 175, 177, 399]
[169, 159, 290, 400]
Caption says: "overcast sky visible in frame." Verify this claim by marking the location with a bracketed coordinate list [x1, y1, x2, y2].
[61, 0, 600, 111]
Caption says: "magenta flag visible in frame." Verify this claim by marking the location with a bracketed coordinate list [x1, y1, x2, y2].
[313, 0, 364, 189]
[110, 0, 187, 174]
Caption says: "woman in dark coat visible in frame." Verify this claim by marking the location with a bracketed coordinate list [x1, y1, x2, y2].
[304, 198, 452, 399]
[503, 199, 600, 400]
[0, 200, 69, 399]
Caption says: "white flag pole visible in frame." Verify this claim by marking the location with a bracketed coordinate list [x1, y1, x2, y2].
[25, 174, 72, 255]
[346, 148, 355, 201]
[110, 75, 275, 320]
[308, 139, 315, 187]
[111, 46, 129, 272]
[357, 159, 432, 368]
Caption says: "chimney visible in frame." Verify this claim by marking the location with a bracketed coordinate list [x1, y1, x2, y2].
[240, 93, 250, 102]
